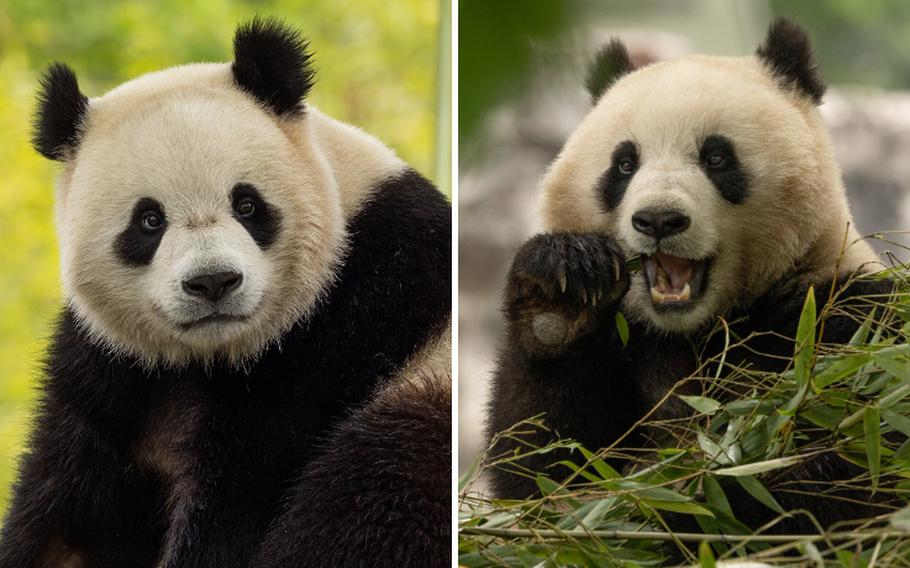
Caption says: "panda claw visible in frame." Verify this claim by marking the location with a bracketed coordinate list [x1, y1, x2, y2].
[558, 271, 567, 293]
[581, 288, 587, 304]
[611, 256, 621, 282]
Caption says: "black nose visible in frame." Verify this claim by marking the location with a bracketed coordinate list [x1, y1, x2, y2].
[631, 209, 691, 239]
[182, 271, 243, 302]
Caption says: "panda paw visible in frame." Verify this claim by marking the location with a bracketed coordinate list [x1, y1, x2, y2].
[505, 232, 630, 356]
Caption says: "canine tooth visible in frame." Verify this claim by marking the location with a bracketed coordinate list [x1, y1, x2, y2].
[680, 283, 691, 302]
[650, 286, 664, 304]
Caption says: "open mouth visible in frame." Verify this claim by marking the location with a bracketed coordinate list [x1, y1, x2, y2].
[642, 252, 709, 309]
[178, 313, 249, 330]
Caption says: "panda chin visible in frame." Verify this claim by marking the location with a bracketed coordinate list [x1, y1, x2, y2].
[177, 313, 250, 331]
[642, 252, 710, 311]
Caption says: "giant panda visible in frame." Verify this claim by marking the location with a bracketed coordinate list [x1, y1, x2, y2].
[487, 19, 900, 532]
[0, 18, 450, 568]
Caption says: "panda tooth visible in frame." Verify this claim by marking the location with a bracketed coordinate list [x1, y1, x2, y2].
[650, 286, 664, 303]
[680, 283, 691, 302]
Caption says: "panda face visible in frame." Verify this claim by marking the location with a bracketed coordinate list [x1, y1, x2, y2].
[541, 53, 872, 333]
[56, 68, 344, 366]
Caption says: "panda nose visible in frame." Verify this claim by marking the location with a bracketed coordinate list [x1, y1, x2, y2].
[631, 209, 691, 239]
[182, 271, 243, 302]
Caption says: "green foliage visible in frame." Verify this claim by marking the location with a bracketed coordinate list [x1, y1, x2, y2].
[0, 0, 441, 517]
[460, 277, 910, 566]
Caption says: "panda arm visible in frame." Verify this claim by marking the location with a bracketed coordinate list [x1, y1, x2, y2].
[486, 232, 647, 499]
[251, 375, 451, 568]
[0, 392, 160, 567]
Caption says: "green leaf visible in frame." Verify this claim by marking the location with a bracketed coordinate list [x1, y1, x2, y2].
[883, 409, 910, 437]
[702, 476, 733, 518]
[578, 445, 620, 480]
[890, 504, 910, 530]
[814, 353, 871, 388]
[735, 475, 785, 514]
[714, 456, 802, 477]
[679, 395, 722, 415]
[698, 540, 716, 568]
[641, 499, 714, 517]
[864, 406, 881, 494]
[615, 311, 630, 348]
[874, 350, 910, 381]
[535, 475, 560, 496]
[793, 286, 817, 389]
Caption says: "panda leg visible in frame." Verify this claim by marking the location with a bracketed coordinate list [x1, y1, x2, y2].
[251, 375, 451, 568]
[485, 232, 646, 499]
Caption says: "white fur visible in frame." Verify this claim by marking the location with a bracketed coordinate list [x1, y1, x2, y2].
[54, 63, 407, 366]
[541, 54, 877, 332]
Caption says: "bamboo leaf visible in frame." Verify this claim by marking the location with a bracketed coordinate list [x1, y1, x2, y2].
[735, 475, 785, 514]
[679, 395, 722, 415]
[793, 286, 817, 389]
[615, 311, 630, 348]
[883, 409, 910, 437]
[890, 504, 910, 530]
[864, 406, 881, 494]
[641, 499, 714, 517]
[715, 456, 802, 477]
[702, 475, 733, 518]
[698, 540, 716, 568]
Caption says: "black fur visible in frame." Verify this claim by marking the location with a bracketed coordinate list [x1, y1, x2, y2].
[232, 17, 316, 116]
[585, 39, 634, 103]
[698, 135, 749, 204]
[31, 62, 89, 161]
[0, 169, 451, 567]
[756, 18, 826, 105]
[595, 140, 638, 211]
[115, 197, 168, 266]
[230, 183, 282, 249]
[488, 232, 897, 533]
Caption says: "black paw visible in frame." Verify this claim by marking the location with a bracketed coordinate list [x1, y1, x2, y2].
[511, 232, 629, 307]
[505, 232, 630, 355]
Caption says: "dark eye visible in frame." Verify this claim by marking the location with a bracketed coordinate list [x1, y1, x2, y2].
[140, 211, 163, 232]
[235, 197, 256, 218]
[705, 152, 727, 169]
[618, 157, 636, 175]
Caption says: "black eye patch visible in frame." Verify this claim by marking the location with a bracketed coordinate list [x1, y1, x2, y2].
[231, 183, 281, 249]
[115, 197, 167, 266]
[595, 140, 639, 211]
[699, 135, 749, 204]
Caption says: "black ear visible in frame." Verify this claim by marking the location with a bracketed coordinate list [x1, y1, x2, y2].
[585, 39, 634, 103]
[756, 18, 826, 104]
[32, 63, 89, 161]
[232, 17, 316, 116]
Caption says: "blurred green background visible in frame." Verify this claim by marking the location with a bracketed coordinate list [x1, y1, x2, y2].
[0, 0, 447, 515]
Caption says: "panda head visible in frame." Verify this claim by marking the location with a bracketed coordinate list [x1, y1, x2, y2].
[541, 18, 876, 333]
[34, 18, 345, 366]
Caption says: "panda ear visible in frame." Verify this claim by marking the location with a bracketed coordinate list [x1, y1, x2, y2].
[755, 18, 826, 105]
[231, 17, 316, 116]
[32, 63, 89, 161]
[585, 39, 634, 103]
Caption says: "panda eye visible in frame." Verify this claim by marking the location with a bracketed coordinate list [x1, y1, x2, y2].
[235, 197, 256, 218]
[705, 153, 727, 169]
[140, 211, 163, 232]
[618, 157, 637, 175]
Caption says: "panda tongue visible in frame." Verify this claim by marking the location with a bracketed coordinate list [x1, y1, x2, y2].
[655, 252, 693, 292]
